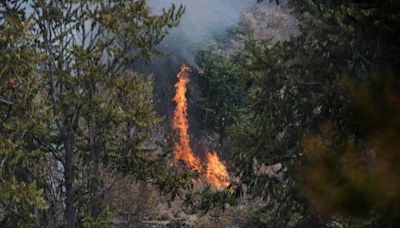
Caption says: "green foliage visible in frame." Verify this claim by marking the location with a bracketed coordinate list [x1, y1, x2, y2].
[302, 73, 400, 226]
[0, 3, 49, 226]
[184, 187, 237, 213]
[0, 181, 48, 226]
[226, 0, 400, 226]
[196, 50, 246, 144]
[80, 208, 112, 228]
[1, 0, 186, 226]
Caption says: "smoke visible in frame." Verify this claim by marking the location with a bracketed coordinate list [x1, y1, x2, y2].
[141, 0, 291, 127]
[138, 0, 258, 118]
[148, 0, 256, 65]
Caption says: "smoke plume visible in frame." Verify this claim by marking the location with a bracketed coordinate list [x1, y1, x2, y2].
[148, 0, 256, 65]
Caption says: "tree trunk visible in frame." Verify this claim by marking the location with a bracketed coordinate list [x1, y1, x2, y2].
[90, 120, 102, 218]
[219, 115, 225, 147]
[91, 147, 101, 218]
[64, 135, 75, 228]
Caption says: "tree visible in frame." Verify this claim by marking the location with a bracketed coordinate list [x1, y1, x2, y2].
[0, 2, 48, 226]
[196, 50, 246, 146]
[31, 0, 184, 226]
[229, 0, 400, 226]
[1, 0, 185, 226]
[302, 73, 400, 226]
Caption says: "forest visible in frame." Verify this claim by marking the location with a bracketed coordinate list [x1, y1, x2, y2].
[1, 0, 400, 227]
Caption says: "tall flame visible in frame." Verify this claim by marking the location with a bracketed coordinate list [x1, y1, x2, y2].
[172, 64, 230, 190]
[172, 64, 202, 171]
[205, 149, 230, 189]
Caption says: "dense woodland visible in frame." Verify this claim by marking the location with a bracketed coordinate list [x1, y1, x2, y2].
[1, 0, 400, 227]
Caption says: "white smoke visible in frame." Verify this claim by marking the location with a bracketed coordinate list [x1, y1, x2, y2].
[148, 0, 256, 65]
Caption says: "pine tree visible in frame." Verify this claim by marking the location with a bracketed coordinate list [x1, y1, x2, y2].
[0, 2, 48, 226]
[30, 1, 183, 226]
[229, 0, 400, 226]
[2, 0, 185, 226]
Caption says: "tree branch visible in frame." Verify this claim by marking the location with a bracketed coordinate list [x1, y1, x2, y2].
[0, 97, 13, 105]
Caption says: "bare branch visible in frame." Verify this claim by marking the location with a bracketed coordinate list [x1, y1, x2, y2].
[0, 97, 13, 105]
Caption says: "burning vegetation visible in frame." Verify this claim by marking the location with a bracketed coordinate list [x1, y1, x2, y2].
[172, 64, 230, 190]
[172, 64, 203, 171]
[205, 149, 230, 189]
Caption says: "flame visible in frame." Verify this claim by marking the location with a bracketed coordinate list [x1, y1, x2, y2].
[172, 64, 202, 171]
[205, 148, 230, 189]
[172, 64, 230, 190]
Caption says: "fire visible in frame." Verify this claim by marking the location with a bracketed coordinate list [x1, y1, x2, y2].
[205, 149, 230, 189]
[172, 64, 202, 171]
[172, 64, 230, 190]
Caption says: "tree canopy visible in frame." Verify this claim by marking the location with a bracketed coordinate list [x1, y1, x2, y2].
[1, 0, 185, 226]
[195, 0, 400, 226]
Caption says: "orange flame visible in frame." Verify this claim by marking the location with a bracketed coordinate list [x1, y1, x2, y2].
[172, 64, 202, 171]
[205, 148, 230, 190]
[172, 64, 230, 190]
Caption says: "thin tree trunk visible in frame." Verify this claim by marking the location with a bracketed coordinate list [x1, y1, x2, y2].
[92, 148, 101, 217]
[90, 120, 102, 218]
[64, 135, 75, 228]
[219, 115, 225, 147]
